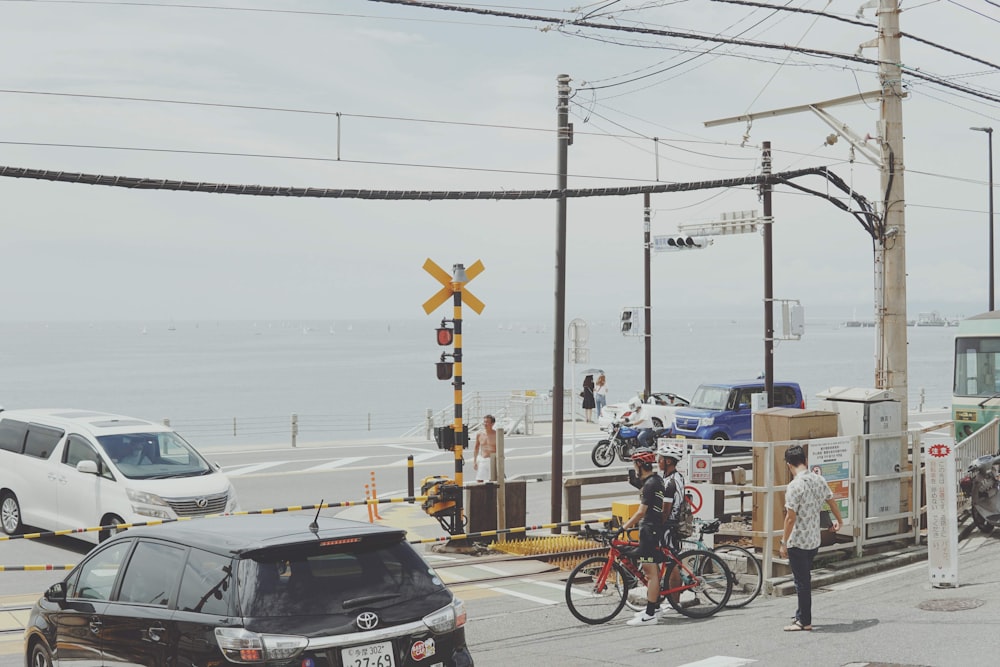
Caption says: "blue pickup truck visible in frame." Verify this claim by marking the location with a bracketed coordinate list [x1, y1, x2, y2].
[671, 380, 804, 455]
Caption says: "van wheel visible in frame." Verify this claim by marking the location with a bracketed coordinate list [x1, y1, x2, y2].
[709, 436, 729, 456]
[0, 492, 22, 535]
[652, 418, 664, 428]
[99, 514, 125, 542]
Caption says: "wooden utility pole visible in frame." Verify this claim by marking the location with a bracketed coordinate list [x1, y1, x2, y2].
[875, 0, 909, 424]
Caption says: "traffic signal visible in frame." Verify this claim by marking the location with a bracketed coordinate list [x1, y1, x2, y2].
[665, 235, 710, 250]
[621, 308, 636, 334]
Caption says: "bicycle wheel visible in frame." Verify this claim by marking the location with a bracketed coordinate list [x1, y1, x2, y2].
[713, 544, 762, 608]
[662, 549, 732, 618]
[564, 556, 631, 624]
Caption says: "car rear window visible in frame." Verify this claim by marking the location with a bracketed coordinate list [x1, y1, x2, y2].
[23, 424, 65, 459]
[0, 419, 28, 453]
[238, 537, 450, 617]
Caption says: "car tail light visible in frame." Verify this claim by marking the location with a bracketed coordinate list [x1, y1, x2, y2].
[423, 598, 467, 634]
[215, 628, 307, 663]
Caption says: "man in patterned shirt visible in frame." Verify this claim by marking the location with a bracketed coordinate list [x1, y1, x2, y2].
[778, 444, 843, 631]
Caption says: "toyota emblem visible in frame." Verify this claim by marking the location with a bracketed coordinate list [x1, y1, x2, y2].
[195, 497, 208, 509]
[356, 612, 379, 630]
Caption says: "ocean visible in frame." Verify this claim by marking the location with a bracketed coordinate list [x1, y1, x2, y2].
[0, 317, 957, 447]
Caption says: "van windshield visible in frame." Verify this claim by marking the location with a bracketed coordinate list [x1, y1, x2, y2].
[689, 386, 732, 410]
[97, 431, 212, 480]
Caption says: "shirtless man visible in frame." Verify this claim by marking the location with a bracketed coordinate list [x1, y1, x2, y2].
[473, 415, 497, 482]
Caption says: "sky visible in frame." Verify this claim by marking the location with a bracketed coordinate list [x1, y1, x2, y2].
[0, 0, 997, 324]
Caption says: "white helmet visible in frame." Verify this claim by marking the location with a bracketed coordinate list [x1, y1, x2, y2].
[657, 441, 685, 462]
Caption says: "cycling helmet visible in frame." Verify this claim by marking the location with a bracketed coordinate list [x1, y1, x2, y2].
[657, 441, 685, 462]
[631, 449, 657, 465]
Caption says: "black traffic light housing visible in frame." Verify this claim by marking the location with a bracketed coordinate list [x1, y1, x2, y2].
[436, 352, 454, 380]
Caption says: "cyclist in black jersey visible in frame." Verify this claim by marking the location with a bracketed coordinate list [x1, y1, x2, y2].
[621, 448, 666, 626]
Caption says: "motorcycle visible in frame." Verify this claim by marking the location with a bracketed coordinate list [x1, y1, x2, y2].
[959, 453, 1000, 533]
[591, 420, 667, 468]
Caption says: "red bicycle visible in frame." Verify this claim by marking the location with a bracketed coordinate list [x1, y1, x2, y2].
[564, 526, 733, 624]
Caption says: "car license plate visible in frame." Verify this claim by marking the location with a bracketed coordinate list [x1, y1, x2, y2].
[341, 641, 396, 667]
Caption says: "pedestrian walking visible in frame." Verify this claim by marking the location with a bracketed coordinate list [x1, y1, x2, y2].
[581, 374, 596, 423]
[779, 444, 844, 631]
[594, 374, 608, 419]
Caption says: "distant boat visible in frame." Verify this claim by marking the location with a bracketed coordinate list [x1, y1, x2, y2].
[916, 311, 946, 327]
[141, 326, 147, 335]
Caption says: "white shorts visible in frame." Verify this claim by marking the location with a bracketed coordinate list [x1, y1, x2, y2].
[475, 454, 494, 482]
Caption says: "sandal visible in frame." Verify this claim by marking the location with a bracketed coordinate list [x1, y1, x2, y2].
[783, 620, 812, 632]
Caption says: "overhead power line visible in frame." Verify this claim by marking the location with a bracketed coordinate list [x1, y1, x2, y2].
[712, 0, 1000, 72]
[366, 0, 1000, 104]
[0, 162, 881, 238]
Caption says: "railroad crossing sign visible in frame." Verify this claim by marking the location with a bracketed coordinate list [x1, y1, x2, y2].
[422, 258, 485, 314]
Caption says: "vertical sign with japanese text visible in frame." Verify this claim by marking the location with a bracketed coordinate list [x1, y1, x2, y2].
[925, 443, 958, 587]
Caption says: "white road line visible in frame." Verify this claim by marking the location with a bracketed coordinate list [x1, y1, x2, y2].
[305, 457, 366, 472]
[470, 564, 512, 576]
[521, 579, 567, 592]
[676, 658, 757, 667]
[477, 583, 557, 605]
[224, 461, 289, 476]
[391, 451, 447, 467]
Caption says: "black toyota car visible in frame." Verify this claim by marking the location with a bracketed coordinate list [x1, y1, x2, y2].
[24, 514, 473, 667]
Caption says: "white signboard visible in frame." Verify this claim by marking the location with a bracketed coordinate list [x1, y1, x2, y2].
[808, 436, 852, 527]
[687, 453, 713, 483]
[925, 442, 959, 588]
[684, 483, 715, 548]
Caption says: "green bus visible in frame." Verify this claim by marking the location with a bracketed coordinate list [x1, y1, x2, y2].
[953, 311, 1000, 441]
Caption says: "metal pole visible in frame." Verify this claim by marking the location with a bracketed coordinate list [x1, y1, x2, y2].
[762, 142, 775, 407]
[407, 455, 415, 501]
[973, 127, 996, 310]
[551, 74, 571, 532]
[644, 193, 652, 399]
[990, 130, 995, 312]
[451, 270, 465, 525]
[497, 427, 506, 543]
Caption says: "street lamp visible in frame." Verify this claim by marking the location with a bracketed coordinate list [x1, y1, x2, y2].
[972, 126, 995, 311]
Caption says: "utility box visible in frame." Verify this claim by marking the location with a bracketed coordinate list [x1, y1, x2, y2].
[817, 387, 904, 539]
[753, 408, 839, 441]
[465, 481, 526, 542]
[612, 501, 640, 540]
[751, 408, 839, 552]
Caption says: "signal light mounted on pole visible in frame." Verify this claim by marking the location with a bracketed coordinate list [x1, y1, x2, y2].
[665, 235, 711, 250]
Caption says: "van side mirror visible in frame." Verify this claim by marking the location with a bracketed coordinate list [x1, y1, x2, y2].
[77, 460, 99, 475]
[44, 582, 66, 602]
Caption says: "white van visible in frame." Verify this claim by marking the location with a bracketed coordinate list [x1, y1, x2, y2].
[0, 409, 238, 543]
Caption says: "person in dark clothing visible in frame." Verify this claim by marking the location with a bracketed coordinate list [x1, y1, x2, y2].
[621, 449, 665, 626]
[581, 375, 596, 422]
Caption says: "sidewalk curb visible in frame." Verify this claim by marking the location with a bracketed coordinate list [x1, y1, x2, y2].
[767, 545, 928, 597]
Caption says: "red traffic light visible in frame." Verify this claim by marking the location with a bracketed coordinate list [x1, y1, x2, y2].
[436, 326, 454, 346]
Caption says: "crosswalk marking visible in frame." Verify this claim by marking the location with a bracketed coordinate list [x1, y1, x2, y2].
[476, 583, 557, 605]
[224, 461, 289, 476]
[305, 457, 366, 472]
[390, 451, 447, 467]
[676, 658, 757, 667]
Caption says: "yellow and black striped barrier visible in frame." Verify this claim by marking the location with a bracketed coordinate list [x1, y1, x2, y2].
[0, 496, 435, 543]
[407, 518, 610, 544]
[0, 564, 75, 572]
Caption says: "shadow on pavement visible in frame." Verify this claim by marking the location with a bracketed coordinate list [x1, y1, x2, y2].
[813, 618, 879, 633]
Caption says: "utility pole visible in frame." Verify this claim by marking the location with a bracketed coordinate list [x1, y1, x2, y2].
[761, 142, 775, 407]
[551, 74, 571, 531]
[643, 193, 652, 399]
[875, 0, 909, 423]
